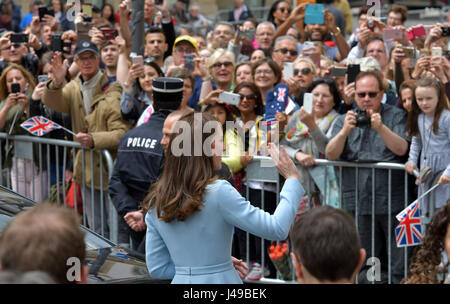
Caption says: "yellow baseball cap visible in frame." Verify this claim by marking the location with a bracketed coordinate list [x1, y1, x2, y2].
[173, 35, 199, 53]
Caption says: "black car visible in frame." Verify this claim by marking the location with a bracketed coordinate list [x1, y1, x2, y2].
[0, 185, 169, 284]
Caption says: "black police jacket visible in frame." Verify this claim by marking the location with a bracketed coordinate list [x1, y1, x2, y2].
[108, 111, 167, 217]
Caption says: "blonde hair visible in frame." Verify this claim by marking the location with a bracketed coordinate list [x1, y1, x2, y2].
[207, 48, 236, 79]
[293, 56, 317, 76]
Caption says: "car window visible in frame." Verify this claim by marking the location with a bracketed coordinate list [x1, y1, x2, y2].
[0, 186, 114, 250]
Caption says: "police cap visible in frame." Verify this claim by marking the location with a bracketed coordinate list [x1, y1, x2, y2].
[152, 77, 184, 94]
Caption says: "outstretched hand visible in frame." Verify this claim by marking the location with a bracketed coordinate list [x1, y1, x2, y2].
[268, 143, 299, 180]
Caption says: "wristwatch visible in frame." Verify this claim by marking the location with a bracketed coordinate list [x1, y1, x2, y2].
[333, 27, 341, 37]
[123, 82, 132, 89]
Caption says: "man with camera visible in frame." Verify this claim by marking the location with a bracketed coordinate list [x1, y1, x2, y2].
[325, 70, 409, 284]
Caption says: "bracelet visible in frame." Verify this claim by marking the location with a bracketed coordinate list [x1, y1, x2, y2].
[123, 82, 132, 89]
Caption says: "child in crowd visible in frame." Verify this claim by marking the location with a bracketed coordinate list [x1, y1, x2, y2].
[405, 78, 450, 215]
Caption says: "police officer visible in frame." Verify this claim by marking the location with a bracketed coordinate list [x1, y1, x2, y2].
[108, 78, 185, 252]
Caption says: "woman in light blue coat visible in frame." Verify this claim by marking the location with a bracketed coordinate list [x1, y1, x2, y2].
[142, 111, 304, 284]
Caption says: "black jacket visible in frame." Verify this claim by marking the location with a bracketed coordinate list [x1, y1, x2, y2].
[108, 111, 167, 217]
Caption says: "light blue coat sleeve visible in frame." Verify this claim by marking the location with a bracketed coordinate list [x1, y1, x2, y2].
[217, 178, 304, 240]
[145, 212, 175, 279]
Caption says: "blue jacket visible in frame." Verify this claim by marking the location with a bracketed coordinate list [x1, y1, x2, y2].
[145, 178, 304, 283]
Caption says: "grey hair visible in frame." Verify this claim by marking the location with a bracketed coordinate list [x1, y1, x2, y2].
[256, 21, 276, 32]
[214, 21, 235, 34]
[273, 35, 298, 50]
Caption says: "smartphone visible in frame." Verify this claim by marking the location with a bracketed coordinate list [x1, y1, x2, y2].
[82, 3, 92, 17]
[76, 22, 94, 42]
[50, 34, 63, 52]
[184, 54, 194, 70]
[441, 27, 450, 37]
[382, 28, 403, 41]
[38, 6, 48, 21]
[307, 52, 321, 66]
[331, 66, 347, 78]
[283, 62, 294, 79]
[347, 64, 361, 84]
[132, 55, 144, 66]
[412, 26, 426, 38]
[219, 92, 240, 106]
[402, 46, 416, 58]
[11, 83, 21, 94]
[38, 75, 48, 83]
[154, 0, 163, 5]
[303, 93, 313, 114]
[304, 4, 324, 25]
[241, 30, 255, 40]
[100, 29, 118, 40]
[10, 33, 29, 43]
[431, 47, 443, 57]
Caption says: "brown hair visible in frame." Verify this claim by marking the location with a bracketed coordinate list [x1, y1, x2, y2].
[142, 112, 220, 222]
[355, 70, 384, 93]
[167, 67, 195, 89]
[388, 5, 408, 23]
[0, 202, 85, 284]
[0, 63, 36, 100]
[407, 78, 450, 136]
[233, 81, 264, 116]
[398, 79, 417, 110]
[251, 58, 282, 84]
[403, 200, 450, 284]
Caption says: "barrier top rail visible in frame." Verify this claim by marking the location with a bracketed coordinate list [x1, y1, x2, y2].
[0, 133, 115, 177]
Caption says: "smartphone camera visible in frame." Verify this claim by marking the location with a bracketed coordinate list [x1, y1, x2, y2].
[11, 83, 21, 94]
[441, 27, 450, 37]
[10, 33, 29, 43]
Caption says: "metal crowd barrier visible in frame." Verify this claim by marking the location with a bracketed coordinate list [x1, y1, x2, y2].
[0, 133, 118, 244]
[241, 156, 429, 284]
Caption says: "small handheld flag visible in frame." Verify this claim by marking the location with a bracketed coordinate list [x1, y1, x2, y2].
[395, 201, 423, 248]
[20, 116, 75, 137]
[396, 183, 440, 222]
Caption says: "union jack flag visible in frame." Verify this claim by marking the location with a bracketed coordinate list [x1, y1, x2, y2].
[276, 87, 287, 102]
[20, 116, 61, 136]
[395, 201, 423, 248]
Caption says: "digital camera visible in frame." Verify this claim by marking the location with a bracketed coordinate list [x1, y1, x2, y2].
[355, 109, 371, 128]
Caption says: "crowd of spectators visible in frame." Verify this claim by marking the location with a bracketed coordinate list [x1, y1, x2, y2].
[0, 0, 449, 284]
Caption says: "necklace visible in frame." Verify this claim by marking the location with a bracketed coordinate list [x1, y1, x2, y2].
[422, 115, 433, 163]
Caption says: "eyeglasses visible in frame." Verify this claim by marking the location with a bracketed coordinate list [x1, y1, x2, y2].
[212, 61, 233, 68]
[239, 93, 256, 101]
[294, 68, 312, 76]
[76, 54, 97, 62]
[279, 7, 291, 13]
[275, 48, 298, 56]
[214, 30, 232, 36]
[254, 69, 274, 75]
[175, 48, 195, 55]
[356, 91, 379, 98]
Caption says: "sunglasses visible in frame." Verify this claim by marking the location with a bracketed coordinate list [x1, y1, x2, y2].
[239, 93, 256, 101]
[294, 68, 312, 76]
[279, 7, 291, 13]
[356, 91, 379, 98]
[212, 61, 233, 68]
[276, 48, 298, 56]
